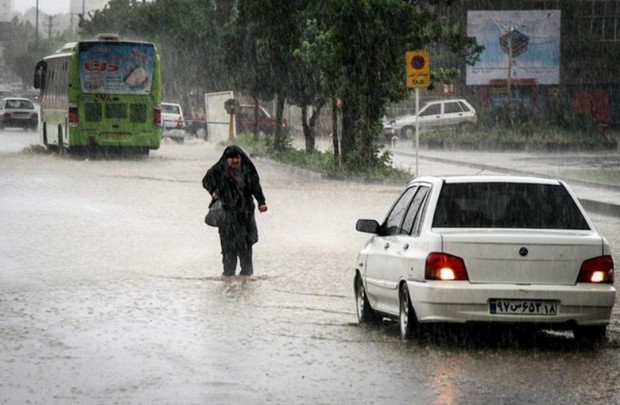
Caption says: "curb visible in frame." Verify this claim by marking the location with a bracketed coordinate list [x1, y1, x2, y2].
[400, 151, 620, 218]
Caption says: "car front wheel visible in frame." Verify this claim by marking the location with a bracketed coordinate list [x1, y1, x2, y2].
[354, 275, 376, 324]
[399, 284, 419, 340]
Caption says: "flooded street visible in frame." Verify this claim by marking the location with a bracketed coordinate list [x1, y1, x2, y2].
[2, 131, 620, 404]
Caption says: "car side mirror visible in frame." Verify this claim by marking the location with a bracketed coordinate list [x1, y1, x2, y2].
[356, 219, 380, 234]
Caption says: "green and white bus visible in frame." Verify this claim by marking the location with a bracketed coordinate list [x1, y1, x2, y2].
[33, 34, 162, 156]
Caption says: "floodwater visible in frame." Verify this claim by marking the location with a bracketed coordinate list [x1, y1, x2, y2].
[1, 130, 620, 404]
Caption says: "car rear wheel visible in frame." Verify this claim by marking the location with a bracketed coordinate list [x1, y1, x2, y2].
[402, 126, 415, 139]
[456, 122, 474, 133]
[573, 325, 607, 345]
[354, 275, 376, 324]
[399, 284, 419, 340]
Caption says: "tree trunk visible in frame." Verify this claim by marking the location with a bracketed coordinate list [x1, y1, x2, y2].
[301, 107, 315, 152]
[274, 94, 286, 151]
[252, 97, 259, 140]
[331, 99, 340, 166]
[340, 98, 357, 166]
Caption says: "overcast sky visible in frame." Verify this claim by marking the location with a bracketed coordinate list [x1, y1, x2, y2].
[15, 1, 71, 15]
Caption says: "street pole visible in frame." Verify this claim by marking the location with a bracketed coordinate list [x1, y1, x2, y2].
[35, 0, 39, 48]
[415, 87, 419, 177]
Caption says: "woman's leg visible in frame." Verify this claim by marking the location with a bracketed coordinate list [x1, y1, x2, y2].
[238, 246, 253, 276]
[222, 250, 237, 276]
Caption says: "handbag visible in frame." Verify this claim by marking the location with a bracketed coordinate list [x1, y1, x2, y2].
[205, 199, 224, 227]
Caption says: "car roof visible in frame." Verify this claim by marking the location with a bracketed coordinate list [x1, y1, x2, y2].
[426, 98, 469, 103]
[409, 175, 562, 187]
[2, 97, 32, 102]
[161, 102, 181, 107]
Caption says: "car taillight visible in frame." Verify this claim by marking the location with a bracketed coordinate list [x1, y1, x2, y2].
[68, 103, 78, 127]
[31, 112, 39, 120]
[577, 255, 614, 283]
[3, 112, 11, 119]
[425, 252, 468, 281]
[153, 106, 161, 127]
[177, 115, 185, 129]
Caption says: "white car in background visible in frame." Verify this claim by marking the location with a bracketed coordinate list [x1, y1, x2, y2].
[354, 175, 615, 344]
[390, 98, 477, 138]
[161, 102, 186, 143]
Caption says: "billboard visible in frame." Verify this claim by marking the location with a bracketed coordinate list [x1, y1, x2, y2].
[70, 0, 110, 14]
[1, 0, 11, 22]
[466, 10, 561, 85]
[79, 43, 155, 95]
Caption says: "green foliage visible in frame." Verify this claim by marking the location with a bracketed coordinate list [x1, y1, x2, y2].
[75, 0, 480, 175]
[233, 133, 410, 181]
[80, 0, 227, 104]
[3, 17, 74, 87]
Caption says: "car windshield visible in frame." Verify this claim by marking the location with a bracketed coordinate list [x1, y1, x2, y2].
[162, 104, 180, 114]
[433, 182, 590, 229]
[5, 99, 34, 110]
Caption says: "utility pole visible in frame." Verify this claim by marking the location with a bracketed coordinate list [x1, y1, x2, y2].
[35, 0, 39, 48]
[43, 15, 57, 41]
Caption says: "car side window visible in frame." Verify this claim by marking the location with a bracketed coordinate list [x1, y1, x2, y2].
[238, 108, 252, 119]
[444, 102, 464, 114]
[457, 101, 472, 112]
[401, 186, 430, 235]
[383, 186, 417, 236]
[419, 104, 440, 117]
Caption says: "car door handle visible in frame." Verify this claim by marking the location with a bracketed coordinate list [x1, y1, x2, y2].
[403, 243, 409, 250]
[384, 243, 390, 250]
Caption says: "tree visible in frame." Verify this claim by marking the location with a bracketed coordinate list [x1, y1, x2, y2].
[299, 0, 481, 170]
[222, 0, 304, 151]
[3, 17, 74, 88]
[80, 0, 228, 110]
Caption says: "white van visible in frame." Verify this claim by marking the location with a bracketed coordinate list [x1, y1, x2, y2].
[391, 99, 477, 138]
[161, 102, 186, 143]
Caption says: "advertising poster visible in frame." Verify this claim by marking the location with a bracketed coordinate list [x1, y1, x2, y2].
[79, 43, 155, 95]
[466, 10, 561, 85]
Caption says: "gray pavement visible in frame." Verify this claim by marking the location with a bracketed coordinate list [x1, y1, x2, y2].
[295, 135, 620, 218]
[392, 146, 620, 218]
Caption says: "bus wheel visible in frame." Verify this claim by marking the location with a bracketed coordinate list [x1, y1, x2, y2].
[57, 125, 64, 155]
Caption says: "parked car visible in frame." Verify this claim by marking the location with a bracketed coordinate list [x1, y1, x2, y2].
[235, 104, 288, 134]
[0, 89, 14, 99]
[161, 102, 186, 143]
[390, 99, 477, 139]
[0, 97, 39, 131]
[354, 175, 616, 344]
[382, 116, 396, 143]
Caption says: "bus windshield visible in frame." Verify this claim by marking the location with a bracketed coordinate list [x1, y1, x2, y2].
[78, 42, 155, 95]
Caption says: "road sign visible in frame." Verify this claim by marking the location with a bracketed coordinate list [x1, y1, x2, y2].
[406, 51, 430, 88]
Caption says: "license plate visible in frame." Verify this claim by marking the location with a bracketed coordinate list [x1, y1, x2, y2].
[489, 299, 558, 316]
[106, 133, 126, 140]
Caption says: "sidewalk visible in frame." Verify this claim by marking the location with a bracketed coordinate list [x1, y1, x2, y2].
[296, 135, 620, 218]
[390, 144, 620, 218]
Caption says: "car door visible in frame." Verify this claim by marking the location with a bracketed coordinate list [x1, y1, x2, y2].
[417, 102, 442, 127]
[442, 100, 467, 126]
[382, 185, 431, 314]
[365, 185, 418, 314]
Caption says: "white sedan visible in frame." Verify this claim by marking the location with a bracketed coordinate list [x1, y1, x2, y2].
[354, 175, 616, 343]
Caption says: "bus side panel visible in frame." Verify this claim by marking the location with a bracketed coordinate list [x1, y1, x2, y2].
[40, 55, 71, 148]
